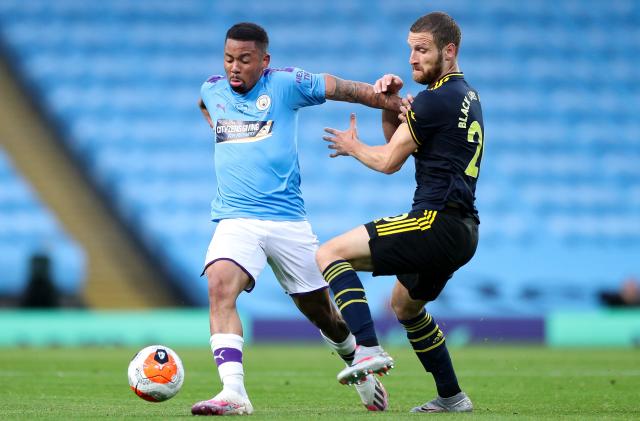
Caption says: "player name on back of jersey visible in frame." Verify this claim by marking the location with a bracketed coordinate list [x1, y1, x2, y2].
[215, 119, 274, 144]
[457, 90, 479, 129]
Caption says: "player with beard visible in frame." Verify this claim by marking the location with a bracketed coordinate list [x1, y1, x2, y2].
[191, 22, 401, 416]
[316, 12, 484, 413]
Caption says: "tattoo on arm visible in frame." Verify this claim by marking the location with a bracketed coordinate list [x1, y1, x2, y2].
[332, 78, 360, 102]
[327, 76, 401, 112]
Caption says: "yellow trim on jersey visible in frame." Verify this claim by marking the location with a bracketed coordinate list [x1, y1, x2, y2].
[408, 73, 464, 147]
[406, 111, 421, 145]
[429, 72, 464, 91]
[333, 288, 365, 301]
[338, 299, 368, 311]
[323, 262, 353, 283]
[415, 338, 446, 353]
[409, 325, 441, 343]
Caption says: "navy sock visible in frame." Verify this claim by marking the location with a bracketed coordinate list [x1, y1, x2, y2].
[323, 260, 378, 347]
[399, 309, 461, 398]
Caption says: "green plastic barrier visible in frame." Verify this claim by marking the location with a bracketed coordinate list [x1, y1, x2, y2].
[0, 310, 251, 347]
[547, 310, 640, 347]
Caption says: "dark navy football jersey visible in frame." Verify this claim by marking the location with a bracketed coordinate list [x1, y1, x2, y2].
[405, 72, 484, 220]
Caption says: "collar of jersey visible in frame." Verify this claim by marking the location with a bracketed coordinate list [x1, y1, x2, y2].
[429, 72, 464, 90]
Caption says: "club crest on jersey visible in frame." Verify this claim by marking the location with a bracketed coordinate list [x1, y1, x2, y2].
[256, 94, 271, 111]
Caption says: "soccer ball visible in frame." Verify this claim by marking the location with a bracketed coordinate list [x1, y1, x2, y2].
[128, 345, 184, 402]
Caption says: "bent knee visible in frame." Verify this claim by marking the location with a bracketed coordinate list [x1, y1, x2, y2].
[391, 296, 423, 321]
[390, 298, 405, 319]
[300, 301, 342, 330]
[315, 244, 337, 272]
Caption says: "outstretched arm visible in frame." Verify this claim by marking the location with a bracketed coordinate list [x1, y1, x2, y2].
[324, 74, 402, 112]
[323, 113, 416, 174]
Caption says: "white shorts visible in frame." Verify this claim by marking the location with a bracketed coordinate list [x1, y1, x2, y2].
[203, 218, 327, 295]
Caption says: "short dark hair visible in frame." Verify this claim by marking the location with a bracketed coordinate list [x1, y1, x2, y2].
[410, 12, 461, 52]
[225, 22, 269, 53]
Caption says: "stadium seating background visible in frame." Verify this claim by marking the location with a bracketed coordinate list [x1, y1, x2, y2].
[0, 148, 85, 297]
[0, 0, 638, 316]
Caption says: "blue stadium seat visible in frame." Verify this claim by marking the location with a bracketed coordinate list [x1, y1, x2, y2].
[1, 0, 638, 315]
[0, 148, 86, 298]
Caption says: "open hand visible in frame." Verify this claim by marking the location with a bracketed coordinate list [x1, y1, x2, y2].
[323, 113, 360, 158]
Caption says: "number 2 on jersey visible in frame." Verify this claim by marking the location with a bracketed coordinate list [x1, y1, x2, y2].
[464, 120, 483, 178]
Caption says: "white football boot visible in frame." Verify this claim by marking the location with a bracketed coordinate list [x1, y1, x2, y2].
[354, 374, 388, 411]
[410, 391, 473, 413]
[191, 389, 254, 416]
[337, 347, 394, 385]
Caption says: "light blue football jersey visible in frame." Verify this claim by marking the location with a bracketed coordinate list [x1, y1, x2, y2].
[200, 67, 326, 221]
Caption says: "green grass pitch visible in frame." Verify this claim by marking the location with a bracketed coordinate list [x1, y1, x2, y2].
[1, 345, 638, 420]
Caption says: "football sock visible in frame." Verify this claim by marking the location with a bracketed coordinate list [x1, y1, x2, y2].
[320, 330, 356, 365]
[210, 333, 247, 398]
[398, 309, 461, 398]
[323, 260, 379, 347]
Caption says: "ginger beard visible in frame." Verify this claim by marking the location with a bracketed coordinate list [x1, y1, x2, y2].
[408, 31, 449, 87]
[412, 48, 444, 86]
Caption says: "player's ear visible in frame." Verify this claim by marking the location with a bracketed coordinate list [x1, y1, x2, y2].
[262, 53, 271, 68]
[443, 43, 457, 60]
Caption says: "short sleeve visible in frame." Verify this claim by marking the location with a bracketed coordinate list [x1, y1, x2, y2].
[200, 75, 225, 108]
[269, 67, 326, 109]
[406, 90, 443, 146]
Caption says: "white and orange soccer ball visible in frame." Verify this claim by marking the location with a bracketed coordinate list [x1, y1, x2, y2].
[128, 345, 185, 402]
